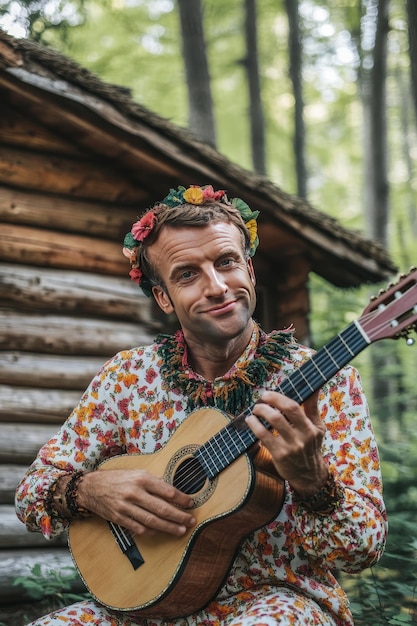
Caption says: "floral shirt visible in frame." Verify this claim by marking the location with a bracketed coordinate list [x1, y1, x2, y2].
[15, 326, 387, 626]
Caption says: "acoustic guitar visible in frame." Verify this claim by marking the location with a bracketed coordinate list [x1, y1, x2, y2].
[69, 268, 417, 619]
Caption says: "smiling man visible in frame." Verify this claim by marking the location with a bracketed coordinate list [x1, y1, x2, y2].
[16, 185, 387, 626]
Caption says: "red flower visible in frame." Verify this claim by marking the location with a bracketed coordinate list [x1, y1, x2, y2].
[202, 185, 225, 202]
[129, 267, 143, 284]
[117, 397, 130, 418]
[75, 437, 90, 452]
[145, 367, 157, 384]
[132, 211, 156, 242]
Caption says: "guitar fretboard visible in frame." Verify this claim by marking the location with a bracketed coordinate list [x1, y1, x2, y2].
[194, 321, 369, 479]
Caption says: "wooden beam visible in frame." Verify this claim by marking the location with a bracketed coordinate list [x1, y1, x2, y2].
[0, 385, 82, 424]
[0, 352, 106, 390]
[0, 423, 59, 463]
[0, 101, 83, 155]
[0, 223, 127, 275]
[0, 310, 155, 355]
[0, 145, 144, 203]
[0, 186, 141, 239]
[0, 263, 154, 324]
[0, 465, 30, 504]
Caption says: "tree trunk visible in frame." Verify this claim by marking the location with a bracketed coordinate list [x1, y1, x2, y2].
[360, 0, 397, 441]
[362, 0, 390, 246]
[393, 66, 417, 269]
[177, 0, 217, 147]
[407, 0, 417, 124]
[244, 0, 266, 175]
[284, 0, 307, 198]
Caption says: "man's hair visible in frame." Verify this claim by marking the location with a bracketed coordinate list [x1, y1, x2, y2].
[140, 201, 251, 290]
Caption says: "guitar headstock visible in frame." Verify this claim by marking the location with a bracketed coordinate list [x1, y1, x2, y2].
[358, 268, 417, 343]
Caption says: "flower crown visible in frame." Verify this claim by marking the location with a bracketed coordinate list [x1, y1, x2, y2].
[123, 184, 259, 296]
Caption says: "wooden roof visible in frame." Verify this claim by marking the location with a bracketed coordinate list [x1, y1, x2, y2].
[0, 29, 396, 287]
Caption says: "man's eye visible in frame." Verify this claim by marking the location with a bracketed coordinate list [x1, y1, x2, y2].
[219, 258, 234, 267]
[180, 270, 194, 280]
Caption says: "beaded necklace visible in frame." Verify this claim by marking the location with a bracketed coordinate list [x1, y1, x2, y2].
[156, 323, 294, 415]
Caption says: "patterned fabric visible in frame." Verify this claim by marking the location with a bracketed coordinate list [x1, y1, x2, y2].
[16, 327, 387, 626]
[26, 587, 337, 625]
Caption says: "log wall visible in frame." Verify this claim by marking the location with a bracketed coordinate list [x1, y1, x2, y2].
[0, 101, 157, 608]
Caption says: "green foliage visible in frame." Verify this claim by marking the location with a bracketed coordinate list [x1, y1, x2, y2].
[13, 563, 90, 604]
[0, 0, 87, 42]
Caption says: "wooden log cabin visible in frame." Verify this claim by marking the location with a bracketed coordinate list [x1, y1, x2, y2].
[0, 29, 396, 619]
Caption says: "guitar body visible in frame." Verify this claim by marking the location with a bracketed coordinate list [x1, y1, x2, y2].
[68, 407, 285, 618]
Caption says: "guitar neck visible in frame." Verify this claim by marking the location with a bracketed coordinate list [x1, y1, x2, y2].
[195, 321, 370, 479]
[272, 320, 369, 404]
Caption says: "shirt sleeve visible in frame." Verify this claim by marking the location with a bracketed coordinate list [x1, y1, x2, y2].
[289, 365, 388, 573]
[15, 353, 127, 539]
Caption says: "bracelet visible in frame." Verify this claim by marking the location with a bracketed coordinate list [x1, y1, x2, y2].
[295, 471, 344, 515]
[64, 470, 90, 518]
[46, 478, 65, 519]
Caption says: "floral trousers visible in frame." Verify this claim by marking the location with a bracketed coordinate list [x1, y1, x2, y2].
[27, 586, 338, 626]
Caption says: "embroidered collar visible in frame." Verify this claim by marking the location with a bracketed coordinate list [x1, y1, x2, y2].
[156, 323, 294, 415]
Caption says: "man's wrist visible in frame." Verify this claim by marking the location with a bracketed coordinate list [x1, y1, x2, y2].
[289, 463, 329, 499]
[291, 470, 345, 515]
[64, 471, 91, 518]
[48, 471, 91, 520]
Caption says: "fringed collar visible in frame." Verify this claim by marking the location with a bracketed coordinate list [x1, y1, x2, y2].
[156, 322, 294, 415]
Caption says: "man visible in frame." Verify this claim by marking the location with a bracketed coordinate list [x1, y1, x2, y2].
[16, 184, 387, 626]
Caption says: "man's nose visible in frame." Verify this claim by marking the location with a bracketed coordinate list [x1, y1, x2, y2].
[203, 269, 228, 296]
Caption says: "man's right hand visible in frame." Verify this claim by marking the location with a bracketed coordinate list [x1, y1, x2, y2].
[75, 469, 196, 536]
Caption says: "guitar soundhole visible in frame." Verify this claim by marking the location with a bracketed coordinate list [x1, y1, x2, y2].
[172, 456, 206, 494]
[164, 444, 218, 507]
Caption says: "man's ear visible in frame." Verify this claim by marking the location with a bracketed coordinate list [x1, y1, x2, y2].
[152, 285, 175, 315]
[247, 257, 256, 285]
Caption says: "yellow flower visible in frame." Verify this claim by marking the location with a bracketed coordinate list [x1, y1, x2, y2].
[183, 186, 204, 204]
[245, 219, 258, 246]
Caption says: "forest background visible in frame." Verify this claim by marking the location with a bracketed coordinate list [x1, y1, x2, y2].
[1, 0, 417, 623]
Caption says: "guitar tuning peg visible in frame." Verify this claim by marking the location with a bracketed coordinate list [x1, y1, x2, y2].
[401, 325, 417, 346]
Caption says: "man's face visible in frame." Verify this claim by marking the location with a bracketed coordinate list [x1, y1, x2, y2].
[148, 222, 256, 346]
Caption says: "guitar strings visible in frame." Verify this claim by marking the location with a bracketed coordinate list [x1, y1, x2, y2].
[109, 520, 135, 551]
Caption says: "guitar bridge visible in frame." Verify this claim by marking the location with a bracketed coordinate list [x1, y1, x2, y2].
[108, 522, 144, 570]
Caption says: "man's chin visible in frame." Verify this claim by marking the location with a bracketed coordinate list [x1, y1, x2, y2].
[197, 315, 253, 342]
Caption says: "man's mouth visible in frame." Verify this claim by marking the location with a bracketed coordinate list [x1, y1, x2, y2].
[205, 301, 237, 315]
